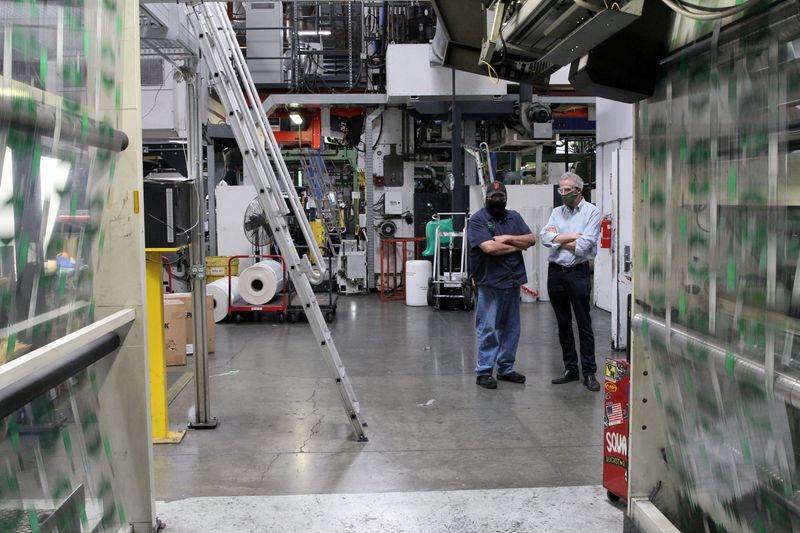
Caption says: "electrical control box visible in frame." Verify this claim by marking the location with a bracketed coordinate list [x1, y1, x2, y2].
[143, 178, 193, 248]
[384, 191, 403, 215]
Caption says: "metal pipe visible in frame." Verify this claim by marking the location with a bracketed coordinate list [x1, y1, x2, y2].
[633, 314, 800, 409]
[451, 68, 465, 223]
[207, 142, 218, 256]
[0, 332, 120, 420]
[0, 97, 128, 152]
[185, 68, 216, 429]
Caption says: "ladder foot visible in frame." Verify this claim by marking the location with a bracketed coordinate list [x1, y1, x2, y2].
[357, 435, 369, 442]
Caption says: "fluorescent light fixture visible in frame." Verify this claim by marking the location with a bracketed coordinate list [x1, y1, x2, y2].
[297, 30, 331, 36]
[289, 113, 303, 125]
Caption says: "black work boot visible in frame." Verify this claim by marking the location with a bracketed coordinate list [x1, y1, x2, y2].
[476, 374, 498, 389]
[551, 369, 579, 385]
[497, 371, 526, 384]
[584, 374, 601, 392]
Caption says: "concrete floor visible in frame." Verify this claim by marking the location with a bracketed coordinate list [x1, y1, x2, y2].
[156, 295, 622, 529]
[156, 485, 620, 533]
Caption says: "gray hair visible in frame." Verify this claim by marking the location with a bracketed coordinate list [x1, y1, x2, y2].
[559, 172, 584, 189]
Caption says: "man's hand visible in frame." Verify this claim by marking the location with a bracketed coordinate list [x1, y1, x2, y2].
[544, 225, 557, 233]
[562, 241, 577, 251]
[479, 240, 520, 256]
[494, 234, 511, 244]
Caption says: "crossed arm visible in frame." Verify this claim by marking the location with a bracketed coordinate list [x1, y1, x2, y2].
[479, 233, 537, 256]
[540, 209, 601, 255]
[546, 226, 580, 251]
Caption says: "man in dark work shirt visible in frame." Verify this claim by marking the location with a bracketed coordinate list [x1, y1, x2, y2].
[467, 181, 536, 389]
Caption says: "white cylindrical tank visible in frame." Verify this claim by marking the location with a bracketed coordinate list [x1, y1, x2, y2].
[405, 260, 432, 307]
[239, 260, 285, 305]
[206, 276, 241, 322]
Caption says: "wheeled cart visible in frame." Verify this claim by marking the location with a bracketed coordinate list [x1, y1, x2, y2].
[228, 254, 289, 323]
[426, 212, 474, 311]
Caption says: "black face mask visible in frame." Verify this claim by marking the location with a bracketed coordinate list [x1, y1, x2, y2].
[486, 198, 507, 219]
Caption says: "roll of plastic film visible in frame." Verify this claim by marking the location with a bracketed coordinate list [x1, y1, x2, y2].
[238, 260, 285, 305]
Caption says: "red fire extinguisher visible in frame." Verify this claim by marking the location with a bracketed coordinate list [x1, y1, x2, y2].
[600, 217, 612, 249]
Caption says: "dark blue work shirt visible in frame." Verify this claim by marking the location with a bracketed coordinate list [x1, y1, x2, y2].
[468, 208, 531, 289]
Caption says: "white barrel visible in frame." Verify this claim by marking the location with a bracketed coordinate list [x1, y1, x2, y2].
[207, 276, 240, 322]
[405, 260, 432, 307]
[239, 260, 285, 305]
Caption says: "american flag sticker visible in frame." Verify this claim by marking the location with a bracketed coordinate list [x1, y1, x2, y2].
[606, 403, 624, 426]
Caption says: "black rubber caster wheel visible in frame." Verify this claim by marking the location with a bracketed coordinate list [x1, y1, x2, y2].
[277, 313, 286, 324]
[234, 313, 243, 324]
[427, 277, 435, 307]
[607, 491, 621, 503]
[325, 312, 335, 323]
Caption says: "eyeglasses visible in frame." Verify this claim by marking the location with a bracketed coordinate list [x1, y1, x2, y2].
[557, 187, 576, 195]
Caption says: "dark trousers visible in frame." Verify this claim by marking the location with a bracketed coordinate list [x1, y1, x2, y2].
[547, 262, 596, 375]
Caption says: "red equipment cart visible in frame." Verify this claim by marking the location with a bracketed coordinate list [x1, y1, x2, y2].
[228, 254, 288, 323]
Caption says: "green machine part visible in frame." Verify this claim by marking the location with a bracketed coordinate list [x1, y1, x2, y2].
[423, 218, 454, 257]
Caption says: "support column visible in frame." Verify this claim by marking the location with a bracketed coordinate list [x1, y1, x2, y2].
[185, 67, 216, 429]
[451, 70, 466, 222]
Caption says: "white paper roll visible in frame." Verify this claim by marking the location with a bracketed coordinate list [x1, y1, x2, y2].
[239, 260, 284, 305]
[207, 276, 240, 322]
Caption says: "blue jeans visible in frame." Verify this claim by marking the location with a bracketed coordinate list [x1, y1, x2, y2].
[474, 286, 521, 376]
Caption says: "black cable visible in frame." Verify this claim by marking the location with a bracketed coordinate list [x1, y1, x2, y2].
[373, 116, 384, 147]
[143, 67, 178, 119]
[498, 26, 507, 64]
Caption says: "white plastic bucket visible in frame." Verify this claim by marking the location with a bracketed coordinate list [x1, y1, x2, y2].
[405, 260, 432, 307]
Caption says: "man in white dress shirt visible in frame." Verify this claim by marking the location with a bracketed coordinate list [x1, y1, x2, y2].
[539, 172, 602, 392]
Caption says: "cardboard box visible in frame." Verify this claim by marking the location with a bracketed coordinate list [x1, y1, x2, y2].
[164, 292, 216, 353]
[163, 300, 187, 366]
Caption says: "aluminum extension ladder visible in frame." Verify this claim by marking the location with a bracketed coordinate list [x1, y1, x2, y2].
[464, 142, 495, 204]
[300, 153, 343, 253]
[184, 2, 367, 441]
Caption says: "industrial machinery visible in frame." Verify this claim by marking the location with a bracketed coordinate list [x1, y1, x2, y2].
[0, 2, 156, 531]
[336, 239, 369, 295]
[431, 0, 642, 84]
[431, 0, 673, 102]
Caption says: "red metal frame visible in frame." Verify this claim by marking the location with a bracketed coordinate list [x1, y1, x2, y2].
[379, 237, 426, 302]
[228, 255, 288, 317]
